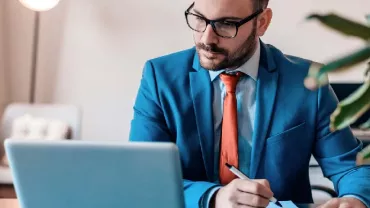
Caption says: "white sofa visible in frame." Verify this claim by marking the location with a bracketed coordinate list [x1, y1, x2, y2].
[0, 103, 82, 184]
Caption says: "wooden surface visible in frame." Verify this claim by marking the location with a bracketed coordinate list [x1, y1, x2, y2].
[0, 153, 16, 198]
[0, 199, 18, 208]
[0, 184, 16, 198]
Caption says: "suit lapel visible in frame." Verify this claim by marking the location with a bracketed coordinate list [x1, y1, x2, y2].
[250, 42, 279, 179]
[190, 53, 214, 180]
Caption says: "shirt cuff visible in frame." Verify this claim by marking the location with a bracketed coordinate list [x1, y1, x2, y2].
[202, 186, 222, 208]
[342, 195, 370, 208]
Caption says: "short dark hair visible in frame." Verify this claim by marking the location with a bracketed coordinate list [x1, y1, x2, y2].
[253, 0, 269, 11]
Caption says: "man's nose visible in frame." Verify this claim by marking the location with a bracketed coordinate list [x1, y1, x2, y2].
[200, 24, 219, 45]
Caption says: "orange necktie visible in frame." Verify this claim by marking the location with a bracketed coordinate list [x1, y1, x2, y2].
[219, 72, 242, 185]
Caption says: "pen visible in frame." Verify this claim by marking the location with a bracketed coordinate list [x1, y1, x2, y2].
[225, 163, 283, 207]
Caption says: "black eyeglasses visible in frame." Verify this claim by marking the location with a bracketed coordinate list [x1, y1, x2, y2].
[185, 2, 263, 38]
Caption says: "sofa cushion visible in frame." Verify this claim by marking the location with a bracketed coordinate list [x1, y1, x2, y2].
[10, 114, 70, 140]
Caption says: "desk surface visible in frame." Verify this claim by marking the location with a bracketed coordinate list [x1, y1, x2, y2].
[0, 199, 319, 208]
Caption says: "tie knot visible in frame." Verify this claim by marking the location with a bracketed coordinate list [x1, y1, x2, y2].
[220, 72, 243, 93]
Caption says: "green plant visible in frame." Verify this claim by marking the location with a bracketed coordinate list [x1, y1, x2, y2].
[304, 13, 370, 164]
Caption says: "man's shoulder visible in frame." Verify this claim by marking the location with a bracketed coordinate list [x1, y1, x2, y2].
[147, 47, 196, 68]
[266, 44, 321, 77]
[140, 47, 196, 85]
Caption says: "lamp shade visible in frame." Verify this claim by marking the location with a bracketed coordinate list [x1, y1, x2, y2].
[19, 0, 60, 11]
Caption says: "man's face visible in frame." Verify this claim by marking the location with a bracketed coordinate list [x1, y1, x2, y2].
[192, 0, 261, 71]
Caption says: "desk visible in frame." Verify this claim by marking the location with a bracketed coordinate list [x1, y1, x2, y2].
[0, 184, 16, 198]
[0, 199, 318, 208]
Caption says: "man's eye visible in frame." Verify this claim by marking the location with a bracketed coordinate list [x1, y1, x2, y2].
[218, 22, 235, 28]
[222, 21, 235, 25]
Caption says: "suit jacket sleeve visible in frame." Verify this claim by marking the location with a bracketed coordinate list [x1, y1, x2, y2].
[313, 83, 370, 205]
[129, 61, 218, 207]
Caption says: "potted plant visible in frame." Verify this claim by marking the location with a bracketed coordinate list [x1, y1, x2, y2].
[304, 13, 370, 165]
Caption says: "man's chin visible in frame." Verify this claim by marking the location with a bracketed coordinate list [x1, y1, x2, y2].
[200, 61, 223, 71]
[199, 56, 225, 71]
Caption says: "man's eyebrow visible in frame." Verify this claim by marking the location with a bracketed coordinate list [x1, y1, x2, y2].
[192, 8, 242, 21]
[192, 9, 204, 17]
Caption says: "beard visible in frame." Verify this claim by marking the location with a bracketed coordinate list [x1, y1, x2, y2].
[196, 21, 258, 71]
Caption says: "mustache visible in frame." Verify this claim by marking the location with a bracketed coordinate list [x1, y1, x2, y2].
[197, 43, 227, 55]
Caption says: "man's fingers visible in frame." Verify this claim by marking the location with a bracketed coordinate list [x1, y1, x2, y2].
[234, 203, 256, 208]
[317, 198, 340, 208]
[232, 190, 270, 207]
[235, 179, 274, 199]
[255, 179, 271, 189]
[338, 202, 352, 208]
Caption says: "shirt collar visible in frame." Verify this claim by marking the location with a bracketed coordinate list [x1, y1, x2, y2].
[209, 41, 260, 81]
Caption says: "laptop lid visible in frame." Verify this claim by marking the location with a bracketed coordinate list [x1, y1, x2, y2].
[5, 139, 185, 208]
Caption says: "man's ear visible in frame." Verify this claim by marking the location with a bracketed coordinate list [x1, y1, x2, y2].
[256, 8, 272, 37]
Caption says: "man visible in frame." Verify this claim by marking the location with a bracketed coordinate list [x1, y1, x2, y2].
[129, 0, 370, 207]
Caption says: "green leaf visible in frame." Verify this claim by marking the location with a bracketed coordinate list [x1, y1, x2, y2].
[319, 46, 370, 76]
[360, 118, 370, 130]
[330, 79, 370, 131]
[363, 149, 370, 160]
[304, 62, 328, 90]
[366, 62, 370, 77]
[307, 13, 370, 40]
[362, 145, 370, 159]
[357, 145, 370, 165]
[304, 46, 370, 90]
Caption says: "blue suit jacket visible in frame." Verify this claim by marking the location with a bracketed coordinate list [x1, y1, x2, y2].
[129, 42, 370, 207]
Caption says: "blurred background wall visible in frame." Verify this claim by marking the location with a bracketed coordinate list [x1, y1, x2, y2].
[0, 0, 369, 140]
[0, 0, 6, 117]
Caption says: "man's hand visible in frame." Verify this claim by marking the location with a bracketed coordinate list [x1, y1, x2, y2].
[318, 197, 366, 208]
[214, 179, 274, 208]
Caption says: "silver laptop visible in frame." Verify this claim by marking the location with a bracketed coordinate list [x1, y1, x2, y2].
[5, 139, 185, 208]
